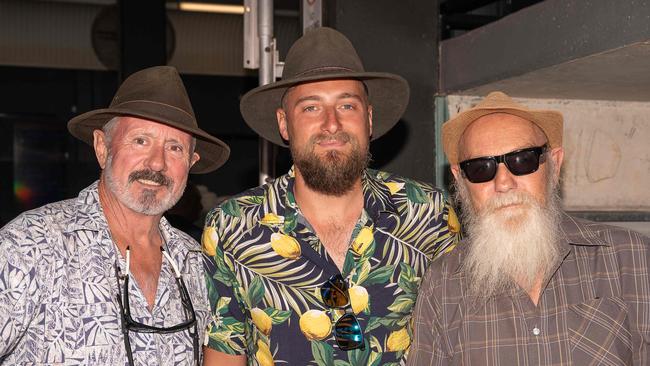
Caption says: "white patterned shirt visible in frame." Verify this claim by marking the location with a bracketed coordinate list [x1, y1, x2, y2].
[0, 181, 210, 365]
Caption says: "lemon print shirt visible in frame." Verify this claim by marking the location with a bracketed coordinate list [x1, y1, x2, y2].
[203, 168, 460, 365]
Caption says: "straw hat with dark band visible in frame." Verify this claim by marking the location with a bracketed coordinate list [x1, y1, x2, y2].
[442, 91, 563, 165]
[240, 27, 410, 146]
[68, 66, 230, 174]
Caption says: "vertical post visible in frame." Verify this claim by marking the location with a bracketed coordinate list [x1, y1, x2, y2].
[434, 95, 449, 195]
[258, 0, 276, 185]
[302, 0, 322, 33]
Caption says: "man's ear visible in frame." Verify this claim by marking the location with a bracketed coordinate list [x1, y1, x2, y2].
[190, 152, 200, 168]
[93, 130, 109, 169]
[367, 105, 373, 137]
[549, 146, 564, 181]
[450, 164, 462, 182]
[276, 108, 289, 141]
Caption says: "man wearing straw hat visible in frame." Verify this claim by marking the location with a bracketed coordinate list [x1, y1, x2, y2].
[408, 91, 650, 365]
[0, 66, 230, 365]
[202, 27, 459, 365]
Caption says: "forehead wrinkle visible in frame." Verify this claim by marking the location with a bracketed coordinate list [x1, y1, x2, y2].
[122, 124, 193, 147]
[294, 95, 322, 105]
[458, 113, 549, 161]
[338, 92, 364, 102]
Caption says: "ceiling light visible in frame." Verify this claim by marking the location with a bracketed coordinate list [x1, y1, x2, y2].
[175, 2, 246, 14]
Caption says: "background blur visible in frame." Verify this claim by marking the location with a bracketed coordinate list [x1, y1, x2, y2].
[1, 0, 648, 235]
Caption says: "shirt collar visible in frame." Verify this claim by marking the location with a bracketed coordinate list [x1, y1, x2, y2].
[61, 181, 199, 257]
[558, 212, 611, 247]
[280, 166, 397, 223]
[61, 180, 106, 233]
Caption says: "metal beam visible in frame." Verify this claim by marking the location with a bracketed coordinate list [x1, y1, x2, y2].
[440, 0, 650, 97]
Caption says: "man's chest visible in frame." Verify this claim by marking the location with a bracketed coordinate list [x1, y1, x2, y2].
[227, 218, 433, 364]
[11, 232, 209, 365]
[441, 258, 632, 365]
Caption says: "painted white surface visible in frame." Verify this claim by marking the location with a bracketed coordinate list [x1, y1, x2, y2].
[447, 95, 650, 211]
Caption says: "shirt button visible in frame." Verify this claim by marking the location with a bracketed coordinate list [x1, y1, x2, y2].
[532, 327, 541, 336]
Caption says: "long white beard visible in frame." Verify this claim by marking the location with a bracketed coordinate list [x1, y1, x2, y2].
[456, 173, 562, 300]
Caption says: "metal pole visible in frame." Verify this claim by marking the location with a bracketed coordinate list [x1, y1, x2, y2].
[258, 0, 275, 185]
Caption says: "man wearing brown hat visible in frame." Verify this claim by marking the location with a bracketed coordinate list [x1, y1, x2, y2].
[202, 27, 459, 365]
[0, 66, 229, 365]
[407, 91, 650, 365]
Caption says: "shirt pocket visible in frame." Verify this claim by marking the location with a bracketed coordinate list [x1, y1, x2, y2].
[567, 297, 633, 365]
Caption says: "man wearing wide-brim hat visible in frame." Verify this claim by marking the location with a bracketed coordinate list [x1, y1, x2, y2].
[202, 27, 459, 365]
[0, 66, 229, 365]
[407, 91, 650, 365]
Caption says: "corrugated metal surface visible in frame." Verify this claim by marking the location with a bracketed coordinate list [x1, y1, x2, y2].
[0, 0, 300, 75]
[0, 1, 104, 70]
[168, 11, 248, 76]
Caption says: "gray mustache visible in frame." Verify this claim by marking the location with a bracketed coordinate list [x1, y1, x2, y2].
[128, 170, 171, 187]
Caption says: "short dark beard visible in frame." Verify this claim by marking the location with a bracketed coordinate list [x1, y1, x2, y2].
[292, 132, 369, 196]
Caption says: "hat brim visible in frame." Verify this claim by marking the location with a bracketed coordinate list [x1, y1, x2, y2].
[442, 107, 563, 165]
[68, 107, 230, 174]
[240, 71, 409, 146]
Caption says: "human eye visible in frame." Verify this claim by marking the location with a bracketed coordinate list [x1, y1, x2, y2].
[303, 105, 317, 112]
[133, 137, 147, 145]
[340, 103, 355, 110]
[169, 144, 184, 153]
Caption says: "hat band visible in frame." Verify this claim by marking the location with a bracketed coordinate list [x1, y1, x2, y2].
[293, 66, 358, 78]
[113, 100, 195, 119]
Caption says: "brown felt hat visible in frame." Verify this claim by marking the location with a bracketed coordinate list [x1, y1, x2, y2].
[240, 27, 410, 146]
[68, 66, 230, 174]
[442, 91, 563, 165]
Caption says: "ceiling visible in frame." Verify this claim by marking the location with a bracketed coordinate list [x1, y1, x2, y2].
[440, 0, 650, 101]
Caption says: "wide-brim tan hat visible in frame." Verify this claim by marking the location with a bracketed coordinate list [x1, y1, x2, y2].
[240, 27, 410, 146]
[68, 66, 230, 174]
[442, 91, 563, 164]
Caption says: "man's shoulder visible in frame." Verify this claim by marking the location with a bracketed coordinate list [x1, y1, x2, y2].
[562, 214, 650, 250]
[0, 197, 82, 268]
[368, 169, 447, 203]
[415, 247, 465, 311]
[205, 176, 288, 226]
[2, 197, 78, 236]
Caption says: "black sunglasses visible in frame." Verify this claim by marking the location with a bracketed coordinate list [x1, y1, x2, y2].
[320, 274, 365, 351]
[115, 247, 199, 366]
[460, 145, 548, 183]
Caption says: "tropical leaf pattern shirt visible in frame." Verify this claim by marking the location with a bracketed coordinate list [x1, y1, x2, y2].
[0, 182, 211, 365]
[203, 168, 460, 366]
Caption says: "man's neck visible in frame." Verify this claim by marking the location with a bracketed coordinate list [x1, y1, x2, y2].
[98, 178, 162, 252]
[518, 274, 545, 307]
[293, 168, 364, 270]
[292, 169, 364, 224]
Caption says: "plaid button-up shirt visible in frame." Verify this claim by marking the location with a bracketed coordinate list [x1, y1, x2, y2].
[409, 213, 650, 366]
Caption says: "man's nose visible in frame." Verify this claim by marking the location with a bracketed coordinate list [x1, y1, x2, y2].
[144, 144, 166, 172]
[321, 107, 342, 134]
[494, 163, 517, 193]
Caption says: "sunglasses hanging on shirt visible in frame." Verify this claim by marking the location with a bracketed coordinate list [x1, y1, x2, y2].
[320, 274, 365, 351]
[114, 246, 199, 366]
